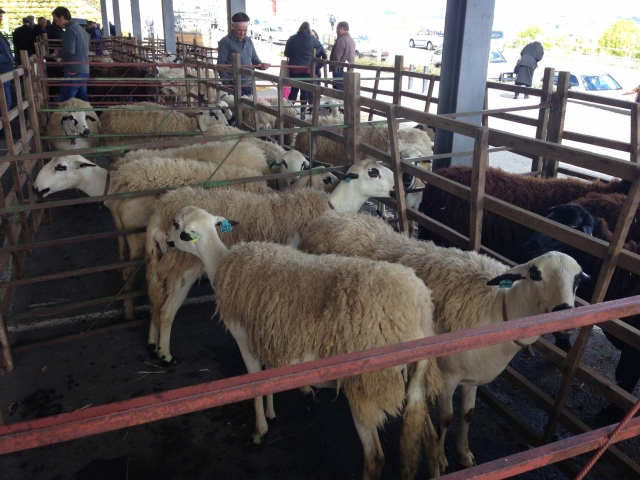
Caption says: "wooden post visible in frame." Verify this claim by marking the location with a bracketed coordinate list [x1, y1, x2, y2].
[0, 311, 12, 372]
[310, 85, 321, 161]
[543, 70, 569, 178]
[367, 68, 381, 122]
[482, 86, 489, 128]
[182, 44, 190, 107]
[232, 53, 242, 130]
[469, 127, 489, 252]
[276, 76, 284, 146]
[543, 176, 640, 442]
[251, 69, 259, 133]
[387, 104, 409, 235]
[423, 76, 435, 114]
[631, 102, 639, 163]
[343, 71, 360, 168]
[532, 67, 555, 173]
[392, 55, 403, 106]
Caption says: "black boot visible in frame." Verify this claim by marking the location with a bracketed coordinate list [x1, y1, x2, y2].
[514, 93, 519, 99]
[524, 94, 530, 99]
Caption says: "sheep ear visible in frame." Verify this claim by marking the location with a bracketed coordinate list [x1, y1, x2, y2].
[486, 273, 525, 286]
[85, 114, 98, 122]
[322, 176, 333, 185]
[78, 162, 97, 168]
[60, 115, 72, 126]
[414, 124, 425, 130]
[581, 223, 594, 235]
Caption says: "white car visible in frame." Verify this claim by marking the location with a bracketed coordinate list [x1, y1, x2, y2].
[409, 29, 443, 50]
[533, 71, 624, 98]
[431, 46, 510, 80]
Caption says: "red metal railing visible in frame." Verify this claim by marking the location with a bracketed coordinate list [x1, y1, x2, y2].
[0, 296, 638, 458]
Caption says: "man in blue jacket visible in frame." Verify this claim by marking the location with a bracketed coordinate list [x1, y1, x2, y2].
[87, 21, 103, 55]
[52, 6, 89, 102]
[0, 8, 13, 110]
[217, 12, 270, 96]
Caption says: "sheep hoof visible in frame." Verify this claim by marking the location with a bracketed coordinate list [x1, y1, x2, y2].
[267, 416, 278, 426]
[459, 452, 475, 468]
[147, 344, 158, 358]
[160, 356, 179, 367]
[555, 338, 573, 353]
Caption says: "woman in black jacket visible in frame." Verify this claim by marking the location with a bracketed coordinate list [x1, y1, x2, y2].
[284, 22, 324, 115]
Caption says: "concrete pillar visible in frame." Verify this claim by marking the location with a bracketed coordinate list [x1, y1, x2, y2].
[433, 0, 495, 169]
[130, 0, 142, 40]
[162, 0, 176, 53]
[226, 0, 247, 33]
[100, 0, 109, 36]
[112, 0, 122, 36]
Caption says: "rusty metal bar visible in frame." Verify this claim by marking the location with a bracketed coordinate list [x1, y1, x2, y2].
[440, 417, 640, 480]
[0, 297, 638, 455]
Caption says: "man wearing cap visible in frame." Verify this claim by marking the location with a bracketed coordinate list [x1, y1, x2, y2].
[13, 17, 35, 65]
[0, 8, 13, 110]
[217, 12, 270, 96]
[52, 6, 89, 102]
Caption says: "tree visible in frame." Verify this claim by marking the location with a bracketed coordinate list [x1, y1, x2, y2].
[516, 26, 543, 42]
[598, 19, 640, 56]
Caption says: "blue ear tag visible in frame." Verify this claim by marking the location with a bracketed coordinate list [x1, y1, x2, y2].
[344, 177, 352, 183]
[498, 279, 513, 289]
[219, 219, 233, 233]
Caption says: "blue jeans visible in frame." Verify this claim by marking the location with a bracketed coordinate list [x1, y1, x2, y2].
[59, 72, 89, 102]
[332, 70, 345, 91]
[288, 71, 310, 103]
[3, 81, 11, 110]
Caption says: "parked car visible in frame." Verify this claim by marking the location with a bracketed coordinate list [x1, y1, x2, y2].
[491, 30, 505, 53]
[353, 35, 389, 61]
[409, 29, 442, 50]
[254, 24, 291, 44]
[430, 46, 509, 80]
[533, 70, 624, 98]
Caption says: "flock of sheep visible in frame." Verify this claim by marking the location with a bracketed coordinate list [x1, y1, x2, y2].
[32, 87, 632, 478]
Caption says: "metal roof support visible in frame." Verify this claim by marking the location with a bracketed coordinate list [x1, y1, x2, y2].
[112, 0, 122, 36]
[226, 0, 247, 33]
[433, 0, 495, 169]
[162, 0, 176, 53]
[100, 0, 109, 36]
[130, 0, 142, 41]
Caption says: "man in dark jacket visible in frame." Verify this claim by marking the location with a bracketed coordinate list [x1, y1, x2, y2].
[0, 8, 13, 110]
[53, 7, 90, 102]
[13, 18, 35, 65]
[46, 18, 63, 56]
[87, 21, 103, 55]
[329, 21, 355, 91]
[32, 17, 47, 44]
[514, 41, 544, 99]
[284, 22, 325, 111]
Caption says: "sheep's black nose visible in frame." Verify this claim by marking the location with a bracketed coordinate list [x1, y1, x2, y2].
[166, 240, 175, 248]
[81, 128, 91, 138]
[552, 303, 573, 312]
[228, 115, 235, 125]
[33, 186, 48, 197]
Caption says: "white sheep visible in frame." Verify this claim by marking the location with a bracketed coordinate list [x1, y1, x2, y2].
[165, 206, 443, 479]
[268, 149, 310, 191]
[203, 123, 287, 165]
[286, 166, 339, 193]
[145, 159, 396, 365]
[99, 102, 228, 149]
[33, 154, 269, 320]
[46, 98, 100, 151]
[298, 211, 589, 472]
[308, 95, 343, 117]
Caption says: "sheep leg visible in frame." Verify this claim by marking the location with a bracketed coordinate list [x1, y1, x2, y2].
[350, 403, 385, 480]
[400, 359, 440, 480]
[457, 385, 477, 468]
[266, 393, 276, 420]
[121, 232, 146, 321]
[227, 322, 270, 444]
[437, 381, 457, 473]
[154, 259, 204, 365]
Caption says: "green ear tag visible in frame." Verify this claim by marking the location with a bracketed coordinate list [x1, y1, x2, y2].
[188, 231, 201, 242]
[498, 279, 513, 289]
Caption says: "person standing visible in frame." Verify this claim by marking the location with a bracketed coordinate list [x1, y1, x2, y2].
[217, 12, 270, 96]
[109, 21, 116, 36]
[513, 40, 544, 99]
[87, 21, 103, 55]
[310, 29, 327, 78]
[46, 17, 63, 55]
[329, 14, 336, 32]
[12, 18, 35, 65]
[284, 22, 325, 116]
[0, 8, 13, 110]
[329, 21, 355, 91]
[32, 17, 47, 42]
[53, 7, 90, 102]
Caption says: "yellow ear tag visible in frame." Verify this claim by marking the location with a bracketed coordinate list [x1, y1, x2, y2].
[188, 231, 201, 242]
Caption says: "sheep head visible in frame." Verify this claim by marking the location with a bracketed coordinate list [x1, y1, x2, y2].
[33, 155, 98, 197]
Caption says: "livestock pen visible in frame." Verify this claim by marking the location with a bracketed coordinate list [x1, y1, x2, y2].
[0, 41, 638, 478]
